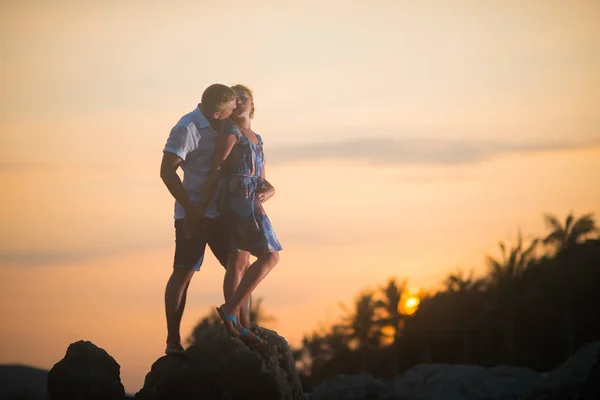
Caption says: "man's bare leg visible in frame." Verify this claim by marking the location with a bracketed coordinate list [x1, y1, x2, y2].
[165, 268, 195, 351]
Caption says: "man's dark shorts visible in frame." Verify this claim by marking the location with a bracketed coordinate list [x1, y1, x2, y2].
[173, 216, 229, 271]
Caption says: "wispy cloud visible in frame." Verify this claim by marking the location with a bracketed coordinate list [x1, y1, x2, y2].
[268, 137, 599, 166]
[0, 242, 169, 268]
[0, 251, 88, 267]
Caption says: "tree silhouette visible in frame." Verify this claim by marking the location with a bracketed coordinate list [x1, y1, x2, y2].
[443, 269, 485, 363]
[186, 308, 221, 345]
[486, 229, 538, 363]
[374, 278, 407, 375]
[250, 297, 276, 326]
[340, 291, 383, 372]
[542, 212, 598, 253]
[281, 211, 600, 387]
[541, 212, 598, 357]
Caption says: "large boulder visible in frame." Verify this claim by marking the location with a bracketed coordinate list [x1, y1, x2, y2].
[393, 363, 541, 400]
[310, 365, 541, 400]
[309, 342, 600, 400]
[135, 324, 304, 400]
[579, 345, 600, 400]
[523, 341, 600, 400]
[310, 374, 391, 400]
[0, 365, 48, 400]
[47, 340, 126, 400]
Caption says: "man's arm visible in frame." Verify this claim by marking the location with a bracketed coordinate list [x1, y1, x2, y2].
[160, 152, 195, 213]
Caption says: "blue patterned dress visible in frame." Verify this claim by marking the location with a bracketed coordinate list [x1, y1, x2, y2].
[219, 123, 282, 255]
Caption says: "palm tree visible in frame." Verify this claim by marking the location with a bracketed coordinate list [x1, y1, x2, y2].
[375, 278, 407, 376]
[486, 229, 538, 363]
[324, 324, 351, 358]
[250, 297, 276, 326]
[297, 332, 327, 375]
[542, 212, 598, 356]
[187, 308, 222, 345]
[542, 212, 598, 254]
[444, 269, 483, 294]
[443, 269, 485, 363]
[341, 291, 383, 372]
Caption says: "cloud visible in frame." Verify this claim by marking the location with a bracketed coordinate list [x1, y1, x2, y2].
[0, 251, 88, 267]
[0, 242, 170, 268]
[268, 137, 598, 166]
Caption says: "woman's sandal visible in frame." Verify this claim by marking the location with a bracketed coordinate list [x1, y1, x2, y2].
[239, 327, 268, 346]
[216, 306, 241, 338]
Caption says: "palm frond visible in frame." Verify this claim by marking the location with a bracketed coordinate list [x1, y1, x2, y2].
[568, 213, 597, 245]
[543, 213, 563, 231]
[565, 212, 574, 235]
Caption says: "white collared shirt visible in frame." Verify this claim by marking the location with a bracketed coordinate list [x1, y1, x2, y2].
[163, 106, 220, 219]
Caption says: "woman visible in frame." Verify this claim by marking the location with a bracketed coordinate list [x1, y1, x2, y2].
[196, 84, 281, 345]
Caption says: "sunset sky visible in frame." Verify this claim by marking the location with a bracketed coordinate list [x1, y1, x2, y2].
[1, 0, 599, 393]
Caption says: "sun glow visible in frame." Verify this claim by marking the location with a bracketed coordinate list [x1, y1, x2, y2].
[400, 294, 421, 316]
[405, 297, 420, 312]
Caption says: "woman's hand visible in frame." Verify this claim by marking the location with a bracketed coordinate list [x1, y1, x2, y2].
[257, 185, 275, 203]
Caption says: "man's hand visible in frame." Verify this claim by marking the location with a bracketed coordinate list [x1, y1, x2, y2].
[183, 207, 204, 239]
[257, 185, 275, 203]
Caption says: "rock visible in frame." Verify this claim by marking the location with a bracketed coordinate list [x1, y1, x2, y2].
[392, 363, 541, 400]
[47, 340, 125, 400]
[579, 345, 600, 400]
[523, 341, 600, 400]
[310, 374, 392, 400]
[307, 342, 600, 400]
[0, 365, 48, 400]
[135, 324, 304, 400]
[309, 364, 541, 400]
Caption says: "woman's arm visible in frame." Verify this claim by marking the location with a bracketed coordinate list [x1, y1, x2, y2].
[184, 133, 237, 237]
[198, 133, 237, 213]
[258, 160, 275, 203]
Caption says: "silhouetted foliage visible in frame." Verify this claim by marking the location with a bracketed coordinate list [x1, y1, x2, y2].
[292, 211, 600, 391]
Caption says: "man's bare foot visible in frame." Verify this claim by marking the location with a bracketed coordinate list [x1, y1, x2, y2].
[216, 306, 240, 337]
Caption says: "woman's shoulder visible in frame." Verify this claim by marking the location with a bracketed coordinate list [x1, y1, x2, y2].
[220, 119, 241, 138]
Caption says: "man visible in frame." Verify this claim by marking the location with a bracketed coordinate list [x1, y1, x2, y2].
[160, 83, 237, 356]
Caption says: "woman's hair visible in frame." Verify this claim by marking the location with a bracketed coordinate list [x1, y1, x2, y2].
[231, 84, 255, 119]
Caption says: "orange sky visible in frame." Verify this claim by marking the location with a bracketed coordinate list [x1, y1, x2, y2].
[1, 0, 599, 394]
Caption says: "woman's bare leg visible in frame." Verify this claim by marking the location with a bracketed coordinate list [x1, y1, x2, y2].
[220, 251, 279, 316]
[223, 251, 252, 329]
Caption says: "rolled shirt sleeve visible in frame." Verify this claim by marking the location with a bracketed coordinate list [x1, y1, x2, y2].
[164, 124, 197, 160]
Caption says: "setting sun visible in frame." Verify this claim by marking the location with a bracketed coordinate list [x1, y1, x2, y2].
[402, 296, 421, 316]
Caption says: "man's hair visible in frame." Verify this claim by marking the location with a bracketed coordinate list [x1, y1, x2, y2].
[201, 84, 237, 115]
[231, 84, 255, 118]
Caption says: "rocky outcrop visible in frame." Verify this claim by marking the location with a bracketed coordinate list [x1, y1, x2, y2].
[0, 365, 48, 400]
[310, 341, 600, 400]
[135, 324, 304, 400]
[42, 336, 600, 400]
[310, 373, 390, 400]
[47, 340, 125, 400]
[522, 341, 600, 400]
[310, 365, 540, 400]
